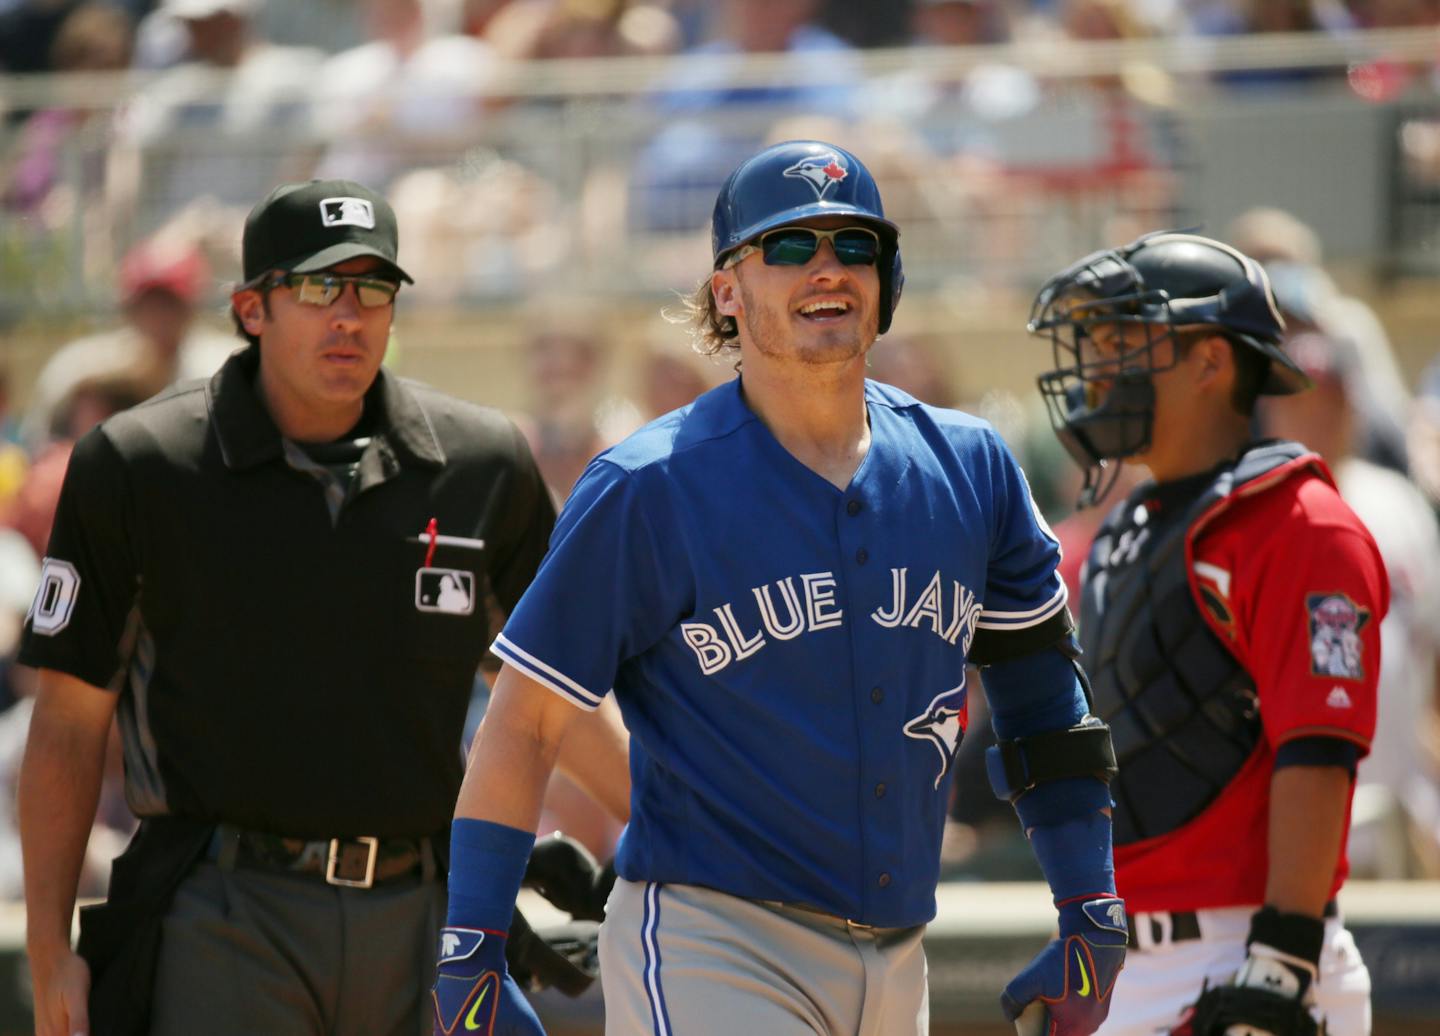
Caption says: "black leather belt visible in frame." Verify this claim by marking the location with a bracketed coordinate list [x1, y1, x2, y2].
[207, 824, 438, 889]
[1127, 900, 1337, 949]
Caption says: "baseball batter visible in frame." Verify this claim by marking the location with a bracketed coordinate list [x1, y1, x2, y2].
[431, 140, 1127, 1036]
[1028, 233, 1388, 1036]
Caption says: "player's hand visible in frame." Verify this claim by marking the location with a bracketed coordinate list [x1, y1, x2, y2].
[30, 945, 91, 1036]
[431, 926, 545, 1036]
[523, 833, 611, 922]
[1001, 896, 1128, 1036]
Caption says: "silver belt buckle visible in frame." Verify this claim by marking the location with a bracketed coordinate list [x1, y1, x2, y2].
[326, 836, 378, 888]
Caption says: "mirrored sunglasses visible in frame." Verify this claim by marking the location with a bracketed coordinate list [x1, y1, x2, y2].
[264, 272, 401, 308]
[725, 226, 882, 269]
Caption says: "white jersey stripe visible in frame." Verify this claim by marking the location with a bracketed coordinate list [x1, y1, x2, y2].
[491, 634, 604, 709]
[975, 584, 1069, 629]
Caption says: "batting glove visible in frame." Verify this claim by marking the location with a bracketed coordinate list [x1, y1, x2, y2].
[432, 925, 545, 1036]
[1001, 895, 1128, 1036]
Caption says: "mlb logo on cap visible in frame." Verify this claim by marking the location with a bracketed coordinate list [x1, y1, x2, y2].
[320, 197, 375, 230]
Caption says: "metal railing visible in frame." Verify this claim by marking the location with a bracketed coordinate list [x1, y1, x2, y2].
[0, 28, 1436, 316]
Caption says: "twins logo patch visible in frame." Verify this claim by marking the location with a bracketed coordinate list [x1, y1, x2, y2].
[903, 683, 968, 790]
[783, 152, 848, 200]
[27, 557, 80, 636]
[319, 197, 375, 229]
[1307, 592, 1370, 680]
[416, 568, 475, 615]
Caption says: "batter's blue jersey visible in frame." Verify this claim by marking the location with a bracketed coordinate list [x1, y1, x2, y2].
[494, 379, 1069, 927]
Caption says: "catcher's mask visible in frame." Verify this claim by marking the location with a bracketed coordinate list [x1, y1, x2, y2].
[1028, 231, 1306, 506]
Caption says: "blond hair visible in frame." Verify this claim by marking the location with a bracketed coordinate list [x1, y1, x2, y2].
[668, 275, 738, 357]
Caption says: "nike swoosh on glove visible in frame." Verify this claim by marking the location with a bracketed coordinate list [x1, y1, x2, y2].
[432, 926, 545, 1036]
[1001, 896, 1129, 1036]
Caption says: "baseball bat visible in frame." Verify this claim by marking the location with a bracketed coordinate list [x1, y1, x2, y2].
[1015, 1000, 1047, 1036]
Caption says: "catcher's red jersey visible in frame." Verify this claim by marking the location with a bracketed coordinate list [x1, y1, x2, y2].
[1114, 460, 1387, 911]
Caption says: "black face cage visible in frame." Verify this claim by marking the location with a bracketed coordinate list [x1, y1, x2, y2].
[1028, 273, 1190, 508]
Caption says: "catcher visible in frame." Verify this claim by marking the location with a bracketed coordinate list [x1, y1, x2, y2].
[1028, 232, 1386, 1036]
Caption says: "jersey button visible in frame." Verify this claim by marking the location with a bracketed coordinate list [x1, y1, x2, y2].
[874, 783, 886, 799]
[846, 499, 863, 516]
[855, 548, 868, 565]
[878, 872, 891, 888]
[871, 687, 883, 704]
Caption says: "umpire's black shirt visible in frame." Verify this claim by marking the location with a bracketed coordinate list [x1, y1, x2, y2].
[20, 346, 556, 837]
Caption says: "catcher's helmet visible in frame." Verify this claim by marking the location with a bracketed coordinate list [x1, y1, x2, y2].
[1028, 231, 1306, 504]
[711, 140, 904, 334]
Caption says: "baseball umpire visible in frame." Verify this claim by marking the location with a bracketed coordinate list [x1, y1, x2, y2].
[17, 178, 627, 1036]
[1028, 232, 1387, 1036]
[429, 140, 1127, 1036]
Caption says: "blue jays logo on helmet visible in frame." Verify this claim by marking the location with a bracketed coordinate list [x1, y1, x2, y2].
[783, 151, 849, 200]
[710, 139, 905, 334]
[904, 683, 969, 790]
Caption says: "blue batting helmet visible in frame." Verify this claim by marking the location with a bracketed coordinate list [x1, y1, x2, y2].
[711, 140, 904, 334]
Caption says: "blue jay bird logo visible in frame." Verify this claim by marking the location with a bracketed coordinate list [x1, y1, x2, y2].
[783, 152, 849, 199]
[904, 683, 969, 789]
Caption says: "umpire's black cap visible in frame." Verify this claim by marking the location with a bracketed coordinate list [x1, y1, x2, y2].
[242, 179, 413, 284]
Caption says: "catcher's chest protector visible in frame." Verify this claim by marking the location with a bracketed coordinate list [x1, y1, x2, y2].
[1079, 442, 1313, 845]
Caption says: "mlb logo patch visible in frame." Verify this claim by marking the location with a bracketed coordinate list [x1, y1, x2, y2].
[319, 197, 375, 229]
[415, 568, 475, 615]
[1306, 592, 1369, 680]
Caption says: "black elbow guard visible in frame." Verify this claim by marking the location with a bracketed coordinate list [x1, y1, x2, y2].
[985, 715, 1119, 802]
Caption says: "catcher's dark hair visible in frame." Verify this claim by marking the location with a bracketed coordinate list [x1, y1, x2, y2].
[1175, 327, 1269, 417]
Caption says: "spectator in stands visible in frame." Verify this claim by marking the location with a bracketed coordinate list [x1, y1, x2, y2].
[629, 0, 862, 233]
[485, 0, 679, 61]
[1261, 314, 1440, 878]
[1229, 207, 1413, 473]
[19, 236, 233, 451]
[912, 0, 1011, 45]
[2, 3, 134, 219]
[513, 316, 633, 502]
[310, 0, 495, 188]
[116, 0, 321, 221]
[1186, 0, 1355, 87]
[1411, 360, 1440, 514]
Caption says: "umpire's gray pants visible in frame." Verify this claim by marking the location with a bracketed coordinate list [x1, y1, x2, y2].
[148, 861, 445, 1036]
[599, 879, 928, 1036]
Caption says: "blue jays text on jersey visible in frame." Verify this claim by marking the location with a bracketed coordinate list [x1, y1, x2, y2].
[492, 379, 1068, 928]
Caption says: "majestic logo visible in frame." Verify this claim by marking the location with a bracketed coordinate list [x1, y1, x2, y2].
[27, 557, 80, 636]
[903, 683, 968, 789]
[1306, 592, 1370, 680]
[319, 197, 376, 229]
[783, 152, 848, 200]
[1081, 897, 1128, 936]
[437, 927, 486, 966]
[416, 568, 476, 616]
[1326, 685, 1353, 709]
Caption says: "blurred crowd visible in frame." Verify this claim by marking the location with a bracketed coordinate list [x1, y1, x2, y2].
[1, 0, 1439, 308]
[1, 0, 1440, 894]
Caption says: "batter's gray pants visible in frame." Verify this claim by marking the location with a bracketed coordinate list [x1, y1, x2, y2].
[148, 861, 445, 1035]
[599, 878, 929, 1036]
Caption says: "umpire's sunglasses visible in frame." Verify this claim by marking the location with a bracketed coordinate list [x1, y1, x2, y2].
[723, 226, 882, 269]
[251, 272, 401, 308]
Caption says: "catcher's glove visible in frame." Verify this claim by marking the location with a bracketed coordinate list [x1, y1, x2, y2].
[1172, 983, 1321, 1036]
[1172, 906, 1327, 1036]
[505, 909, 599, 998]
[523, 833, 614, 922]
